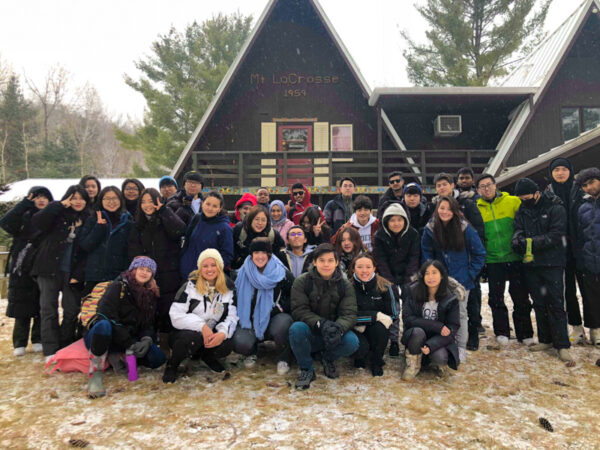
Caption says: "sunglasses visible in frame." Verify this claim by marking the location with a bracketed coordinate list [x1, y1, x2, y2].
[289, 232, 304, 237]
[292, 191, 304, 196]
[389, 179, 402, 184]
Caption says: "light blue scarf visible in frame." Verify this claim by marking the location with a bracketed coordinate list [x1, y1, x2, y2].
[235, 255, 287, 340]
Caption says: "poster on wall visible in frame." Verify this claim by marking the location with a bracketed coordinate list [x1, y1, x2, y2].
[331, 124, 353, 161]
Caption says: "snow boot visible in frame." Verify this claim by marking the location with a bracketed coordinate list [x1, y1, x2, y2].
[569, 325, 586, 345]
[295, 368, 316, 389]
[558, 348, 574, 363]
[402, 353, 422, 381]
[389, 342, 400, 357]
[88, 352, 107, 399]
[466, 325, 479, 351]
[162, 363, 178, 384]
[590, 328, 600, 347]
[529, 343, 552, 352]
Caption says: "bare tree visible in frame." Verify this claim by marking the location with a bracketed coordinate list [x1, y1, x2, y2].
[0, 129, 8, 184]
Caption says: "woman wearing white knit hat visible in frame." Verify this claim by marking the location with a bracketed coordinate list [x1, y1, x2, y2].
[163, 248, 238, 383]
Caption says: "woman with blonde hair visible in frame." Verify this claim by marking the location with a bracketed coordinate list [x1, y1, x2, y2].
[163, 249, 238, 383]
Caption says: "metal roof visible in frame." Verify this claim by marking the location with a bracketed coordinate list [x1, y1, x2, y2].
[370, 87, 536, 106]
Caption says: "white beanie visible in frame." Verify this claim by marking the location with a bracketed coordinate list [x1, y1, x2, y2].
[197, 248, 224, 271]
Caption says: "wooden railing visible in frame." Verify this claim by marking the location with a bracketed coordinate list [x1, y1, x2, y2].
[189, 149, 495, 188]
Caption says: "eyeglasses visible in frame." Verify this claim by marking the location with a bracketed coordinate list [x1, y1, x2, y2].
[292, 191, 304, 196]
[389, 179, 402, 184]
[103, 197, 120, 203]
[478, 183, 495, 191]
[124, 186, 139, 192]
[289, 232, 304, 237]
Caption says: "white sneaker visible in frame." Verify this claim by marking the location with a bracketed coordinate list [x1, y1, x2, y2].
[32, 343, 43, 353]
[522, 338, 535, 346]
[458, 347, 467, 363]
[590, 328, 600, 346]
[277, 361, 290, 375]
[569, 325, 585, 345]
[13, 347, 26, 357]
[243, 355, 257, 368]
[496, 335, 509, 346]
[44, 354, 55, 364]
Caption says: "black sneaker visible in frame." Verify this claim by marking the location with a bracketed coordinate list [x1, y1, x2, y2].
[371, 365, 384, 377]
[389, 342, 400, 357]
[162, 365, 178, 384]
[467, 327, 480, 351]
[202, 354, 225, 373]
[295, 369, 316, 389]
[322, 359, 339, 379]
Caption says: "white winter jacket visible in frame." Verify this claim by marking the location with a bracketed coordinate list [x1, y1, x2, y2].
[170, 281, 239, 339]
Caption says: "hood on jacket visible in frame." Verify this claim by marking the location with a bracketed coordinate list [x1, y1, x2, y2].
[234, 193, 258, 221]
[382, 202, 410, 237]
[286, 243, 316, 257]
[291, 186, 312, 208]
[28, 186, 54, 202]
[349, 212, 376, 230]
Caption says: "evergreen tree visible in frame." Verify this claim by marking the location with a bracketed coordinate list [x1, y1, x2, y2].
[117, 12, 253, 175]
[402, 0, 552, 86]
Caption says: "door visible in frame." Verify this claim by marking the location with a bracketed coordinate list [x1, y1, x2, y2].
[277, 124, 313, 186]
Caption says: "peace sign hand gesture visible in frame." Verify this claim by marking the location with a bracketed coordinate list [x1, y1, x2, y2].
[96, 210, 107, 225]
[61, 194, 73, 208]
[154, 199, 163, 212]
[314, 218, 324, 236]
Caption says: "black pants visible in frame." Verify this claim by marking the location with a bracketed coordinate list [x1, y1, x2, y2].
[37, 274, 84, 356]
[467, 279, 482, 329]
[487, 261, 533, 340]
[13, 316, 41, 348]
[354, 322, 389, 366]
[524, 266, 570, 349]
[582, 271, 600, 328]
[232, 313, 293, 363]
[169, 329, 233, 367]
[564, 262, 585, 326]
[405, 327, 448, 366]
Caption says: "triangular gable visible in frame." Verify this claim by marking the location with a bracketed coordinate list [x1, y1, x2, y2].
[487, 0, 600, 176]
[171, 0, 405, 178]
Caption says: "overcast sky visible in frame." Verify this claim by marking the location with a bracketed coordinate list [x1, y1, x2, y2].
[0, 0, 580, 122]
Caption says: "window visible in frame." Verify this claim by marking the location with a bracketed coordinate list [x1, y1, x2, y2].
[562, 107, 600, 142]
[330, 124, 353, 162]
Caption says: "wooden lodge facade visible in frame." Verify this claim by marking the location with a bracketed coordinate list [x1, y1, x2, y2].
[171, 0, 600, 201]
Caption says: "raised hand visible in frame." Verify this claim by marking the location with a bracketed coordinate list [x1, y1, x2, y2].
[61, 194, 74, 208]
[314, 218, 324, 236]
[154, 199, 163, 211]
[27, 193, 34, 201]
[96, 210, 107, 225]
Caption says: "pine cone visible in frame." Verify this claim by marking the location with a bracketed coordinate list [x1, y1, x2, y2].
[68, 438, 90, 448]
[538, 417, 554, 432]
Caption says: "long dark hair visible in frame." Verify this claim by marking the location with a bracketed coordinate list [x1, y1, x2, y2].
[96, 186, 125, 214]
[334, 226, 364, 258]
[412, 260, 449, 304]
[135, 187, 161, 224]
[61, 185, 91, 218]
[300, 206, 330, 233]
[121, 178, 145, 198]
[79, 175, 101, 201]
[433, 196, 465, 251]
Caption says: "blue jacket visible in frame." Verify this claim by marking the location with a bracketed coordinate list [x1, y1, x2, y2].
[79, 211, 133, 283]
[576, 195, 600, 274]
[180, 212, 233, 278]
[421, 219, 486, 290]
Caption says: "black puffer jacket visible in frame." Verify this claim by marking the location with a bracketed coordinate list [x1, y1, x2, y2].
[376, 188, 404, 219]
[128, 206, 186, 317]
[352, 275, 399, 326]
[231, 221, 286, 269]
[401, 281, 460, 370]
[166, 190, 197, 225]
[512, 191, 567, 267]
[0, 198, 42, 318]
[401, 201, 431, 237]
[242, 269, 295, 318]
[30, 201, 90, 280]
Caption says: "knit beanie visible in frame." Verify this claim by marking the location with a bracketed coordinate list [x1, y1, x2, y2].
[514, 178, 539, 196]
[159, 175, 178, 189]
[197, 248, 224, 272]
[549, 158, 571, 173]
[28, 186, 54, 202]
[403, 182, 422, 196]
[249, 238, 273, 255]
[128, 256, 157, 277]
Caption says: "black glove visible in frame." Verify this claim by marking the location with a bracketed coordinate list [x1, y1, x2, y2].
[320, 320, 344, 350]
[128, 336, 152, 358]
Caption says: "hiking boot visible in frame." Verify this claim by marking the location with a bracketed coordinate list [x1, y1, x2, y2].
[371, 365, 384, 377]
[430, 365, 447, 378]
[202, 354, 225, 373]
[322, 358, 339, 379]
[295, 368, 316, 389]
[162, 364, 178, 383]
[590, 328, 600, 347]
[276, 361, 290, 375]
[242, 354, 257, 368]
[402, 353, 422, 381]
[32, 343, 43, 353]
[521, 337, 535, 346]
[467, 326, 479, 351]
[13, 347, 26, 357]
[558, 348, 574, 363]
[496, 335, 509, 346]
[88, 353, 107, 399]
[389, 342, 400, 357]
[529, 343, 552, 352]
[569, 325, 586, 345]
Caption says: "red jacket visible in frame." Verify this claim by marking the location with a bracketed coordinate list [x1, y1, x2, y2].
[288, 187, 324, 225]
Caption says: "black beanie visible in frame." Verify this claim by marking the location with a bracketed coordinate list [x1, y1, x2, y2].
[549, 158, 571, 173]
[514, 178, 539, 196]
[249, 238, 272, 255]
[28, 186, 54, 202]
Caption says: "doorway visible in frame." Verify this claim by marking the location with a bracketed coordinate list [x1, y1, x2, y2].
[277, 124, 313, 186]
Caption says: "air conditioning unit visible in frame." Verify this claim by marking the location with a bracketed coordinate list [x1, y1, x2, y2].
[434, 115, 462, 137]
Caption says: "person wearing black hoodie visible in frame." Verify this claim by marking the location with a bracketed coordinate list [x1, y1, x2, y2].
[400, 182, 432, 237]
[31, 185, 91, 359]
[121, 178, 145, 218]
[167, 171, 203, 225]
[376, 171, 405, 219]
[512, 178, 573, 363]
[0, 186, 53, 356]
[547, 157, 587, 344]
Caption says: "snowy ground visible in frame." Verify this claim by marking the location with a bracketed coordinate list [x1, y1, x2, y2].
[1, 288, 599, 449]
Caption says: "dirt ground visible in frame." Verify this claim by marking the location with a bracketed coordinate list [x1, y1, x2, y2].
[1, 293, 599, 449]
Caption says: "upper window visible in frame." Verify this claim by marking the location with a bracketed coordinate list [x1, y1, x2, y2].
[562, 107, 600, 142]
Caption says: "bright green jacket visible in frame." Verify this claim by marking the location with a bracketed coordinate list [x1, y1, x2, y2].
[477, 192, 521, 263]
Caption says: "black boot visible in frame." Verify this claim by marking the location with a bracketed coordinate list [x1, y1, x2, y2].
[202, 353, 225, 373]
[162, 363, 178, 383]
[389, 342, 400, 357]
[467, 325, 479, 351]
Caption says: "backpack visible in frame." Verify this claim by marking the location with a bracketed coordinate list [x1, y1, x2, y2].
[78, 281, 123, 328]
[44, 338, 110, 374]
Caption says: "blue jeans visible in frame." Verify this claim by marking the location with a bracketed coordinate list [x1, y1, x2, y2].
[84, 320, 166, 369]
[289, 321, 359, 371]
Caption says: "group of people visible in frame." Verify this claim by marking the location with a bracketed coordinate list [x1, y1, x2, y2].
[2, 157, 599, 396]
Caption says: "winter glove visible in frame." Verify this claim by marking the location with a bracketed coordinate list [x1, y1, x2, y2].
[523, 237, 534, 263]
[129, 336, 152, 358]
[376, 312, 393, 329]
[320, 320, 344, 350]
